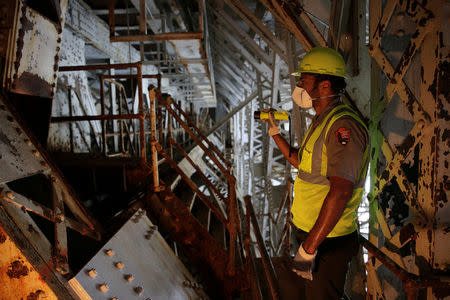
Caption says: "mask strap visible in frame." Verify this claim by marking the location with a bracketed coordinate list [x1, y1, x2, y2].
[311, 94, 340, 101]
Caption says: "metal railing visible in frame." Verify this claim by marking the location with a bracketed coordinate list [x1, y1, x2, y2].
[149, 86, 239, 276]
[55, 63, 161, 162]
[244, 195, 279, 300]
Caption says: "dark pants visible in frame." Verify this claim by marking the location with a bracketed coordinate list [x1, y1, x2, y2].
[275, 226, 359, 300]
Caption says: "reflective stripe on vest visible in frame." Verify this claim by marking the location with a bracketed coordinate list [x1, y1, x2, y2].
[292, 104, 369, 237]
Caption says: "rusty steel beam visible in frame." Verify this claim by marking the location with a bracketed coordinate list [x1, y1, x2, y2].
[0, 185, 98, 240]
[52, 183, 69, 275]
[102, 74, 161, 79]
[221, 0, 288, 61]
[149, 87, 159, 190]
[137, 64, 146, 163]
[369, 0, 397, 51]
[0, 209, 76, 299]
[244, 195, 279, 300]
[257, 0, 313, 51]
[290, 1, 327, 47]
[0, 95, 100, 232]
[59, 62, 141, 72]
[359, 235, 450, 294]
[143, 189, 245, 297]
[110, 32, 204, 42]
[50, 114, 143, 123]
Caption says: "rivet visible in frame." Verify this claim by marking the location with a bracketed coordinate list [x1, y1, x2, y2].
[183, 280, 191, 287]
[105, 249, 114, 256]
[32, 150, 40, 157]
[124, 274, 133, 282]
[111, 298, 119, 300]
[87, 269, 97, 278]
[24, 139, 32, 146]
[56, 214, 65, 222]
[98, 283, 109, 293]
[40, 161, 47, 167]
[114, 261, 124, 269]
[396, 29, 405, 37]
[134, 287, 143, 295]
[5, 191, 15, 199]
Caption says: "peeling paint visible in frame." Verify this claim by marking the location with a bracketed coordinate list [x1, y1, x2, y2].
[0, 230, 6, 243]
[6, 259, 29, 279]
[26, 290, 45, 300]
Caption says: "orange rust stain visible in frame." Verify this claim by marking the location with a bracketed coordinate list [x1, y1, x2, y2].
[6, 260, 29, 279]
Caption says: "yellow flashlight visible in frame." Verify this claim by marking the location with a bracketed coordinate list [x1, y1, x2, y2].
[254, 111, 289, 120]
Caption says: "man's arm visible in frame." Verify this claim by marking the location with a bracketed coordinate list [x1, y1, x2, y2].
[302, 176, 353, 254]
[264, 111, 299, 167]
[271, 134, 299, 167]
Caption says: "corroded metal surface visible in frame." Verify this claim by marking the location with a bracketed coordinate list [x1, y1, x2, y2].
[367, 0, 449, 298]
[71, 209, 208, 300]
[0, 98, 49, 184]
[4, 0, 68, 98]
[0, 224, 58, 300]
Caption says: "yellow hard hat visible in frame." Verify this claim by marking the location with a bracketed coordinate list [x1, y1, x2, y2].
[291, 47, 346, 78]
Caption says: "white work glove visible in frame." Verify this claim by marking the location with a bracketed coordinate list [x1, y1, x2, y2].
[292, 243, 317, 280]
[262, 110, 280, 136]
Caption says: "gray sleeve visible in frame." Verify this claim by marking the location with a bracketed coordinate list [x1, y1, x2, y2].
[325, 116, 368, 184]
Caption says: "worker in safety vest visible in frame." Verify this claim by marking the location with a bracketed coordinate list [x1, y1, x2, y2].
[265, 47, 369, 299]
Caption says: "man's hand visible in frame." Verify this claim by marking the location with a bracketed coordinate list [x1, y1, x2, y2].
[292, 243, 317, 280]
[262, 109, 280, 136]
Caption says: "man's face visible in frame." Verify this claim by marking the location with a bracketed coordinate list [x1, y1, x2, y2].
[297, 74, 318, 97]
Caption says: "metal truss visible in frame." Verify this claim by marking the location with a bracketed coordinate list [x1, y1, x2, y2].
[367, 0, 449, 298]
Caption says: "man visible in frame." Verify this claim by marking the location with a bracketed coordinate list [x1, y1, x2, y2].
[265, 47, 369, 299]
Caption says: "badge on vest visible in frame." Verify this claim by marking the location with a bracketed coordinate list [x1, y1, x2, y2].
[335, 127, 351, 145]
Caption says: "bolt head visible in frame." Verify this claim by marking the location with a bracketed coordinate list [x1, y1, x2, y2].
[115, 261, 124, 269]
[134, 287, 143, 295]
[105, 249, 114, 256]
[124, 274, 133, 282]
[32, 150, 40, 157]
[98, 284, 109, 293]
[87, 269, 97, 278]
[5, 191, 14, 199]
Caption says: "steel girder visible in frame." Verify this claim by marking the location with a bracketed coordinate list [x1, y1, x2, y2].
[367, 0, 449, 298]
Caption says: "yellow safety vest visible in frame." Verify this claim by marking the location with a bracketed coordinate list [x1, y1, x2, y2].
[292, 104, 368, 237]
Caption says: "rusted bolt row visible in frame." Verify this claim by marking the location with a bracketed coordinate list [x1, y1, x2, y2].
[183, 280, 203, 290]
[145, 225, 158, 240]
[132, 209, 145, 223]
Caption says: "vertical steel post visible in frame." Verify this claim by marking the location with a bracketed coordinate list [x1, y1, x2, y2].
[226, 178, 236, 276]
[100, 76, 107, 155]
[119, 87, 124, 153]
[137, 64, 146, 162]
[149, 87, 160, 191]
[109, 0, 115, 37]
[68, 87, 74, 153]
[52, 180, 69, 275]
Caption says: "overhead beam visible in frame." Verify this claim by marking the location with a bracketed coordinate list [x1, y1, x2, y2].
[110, 32, 204, 42]
[258, 0, 314, 50]
[210, 6, 272, 66]
[211, 23, 272, 77]
[222, 0, 288, 61]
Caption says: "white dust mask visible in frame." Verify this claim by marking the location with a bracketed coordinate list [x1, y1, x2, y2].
[292, 86, 313, 109]
[292, 86, 340, 109]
